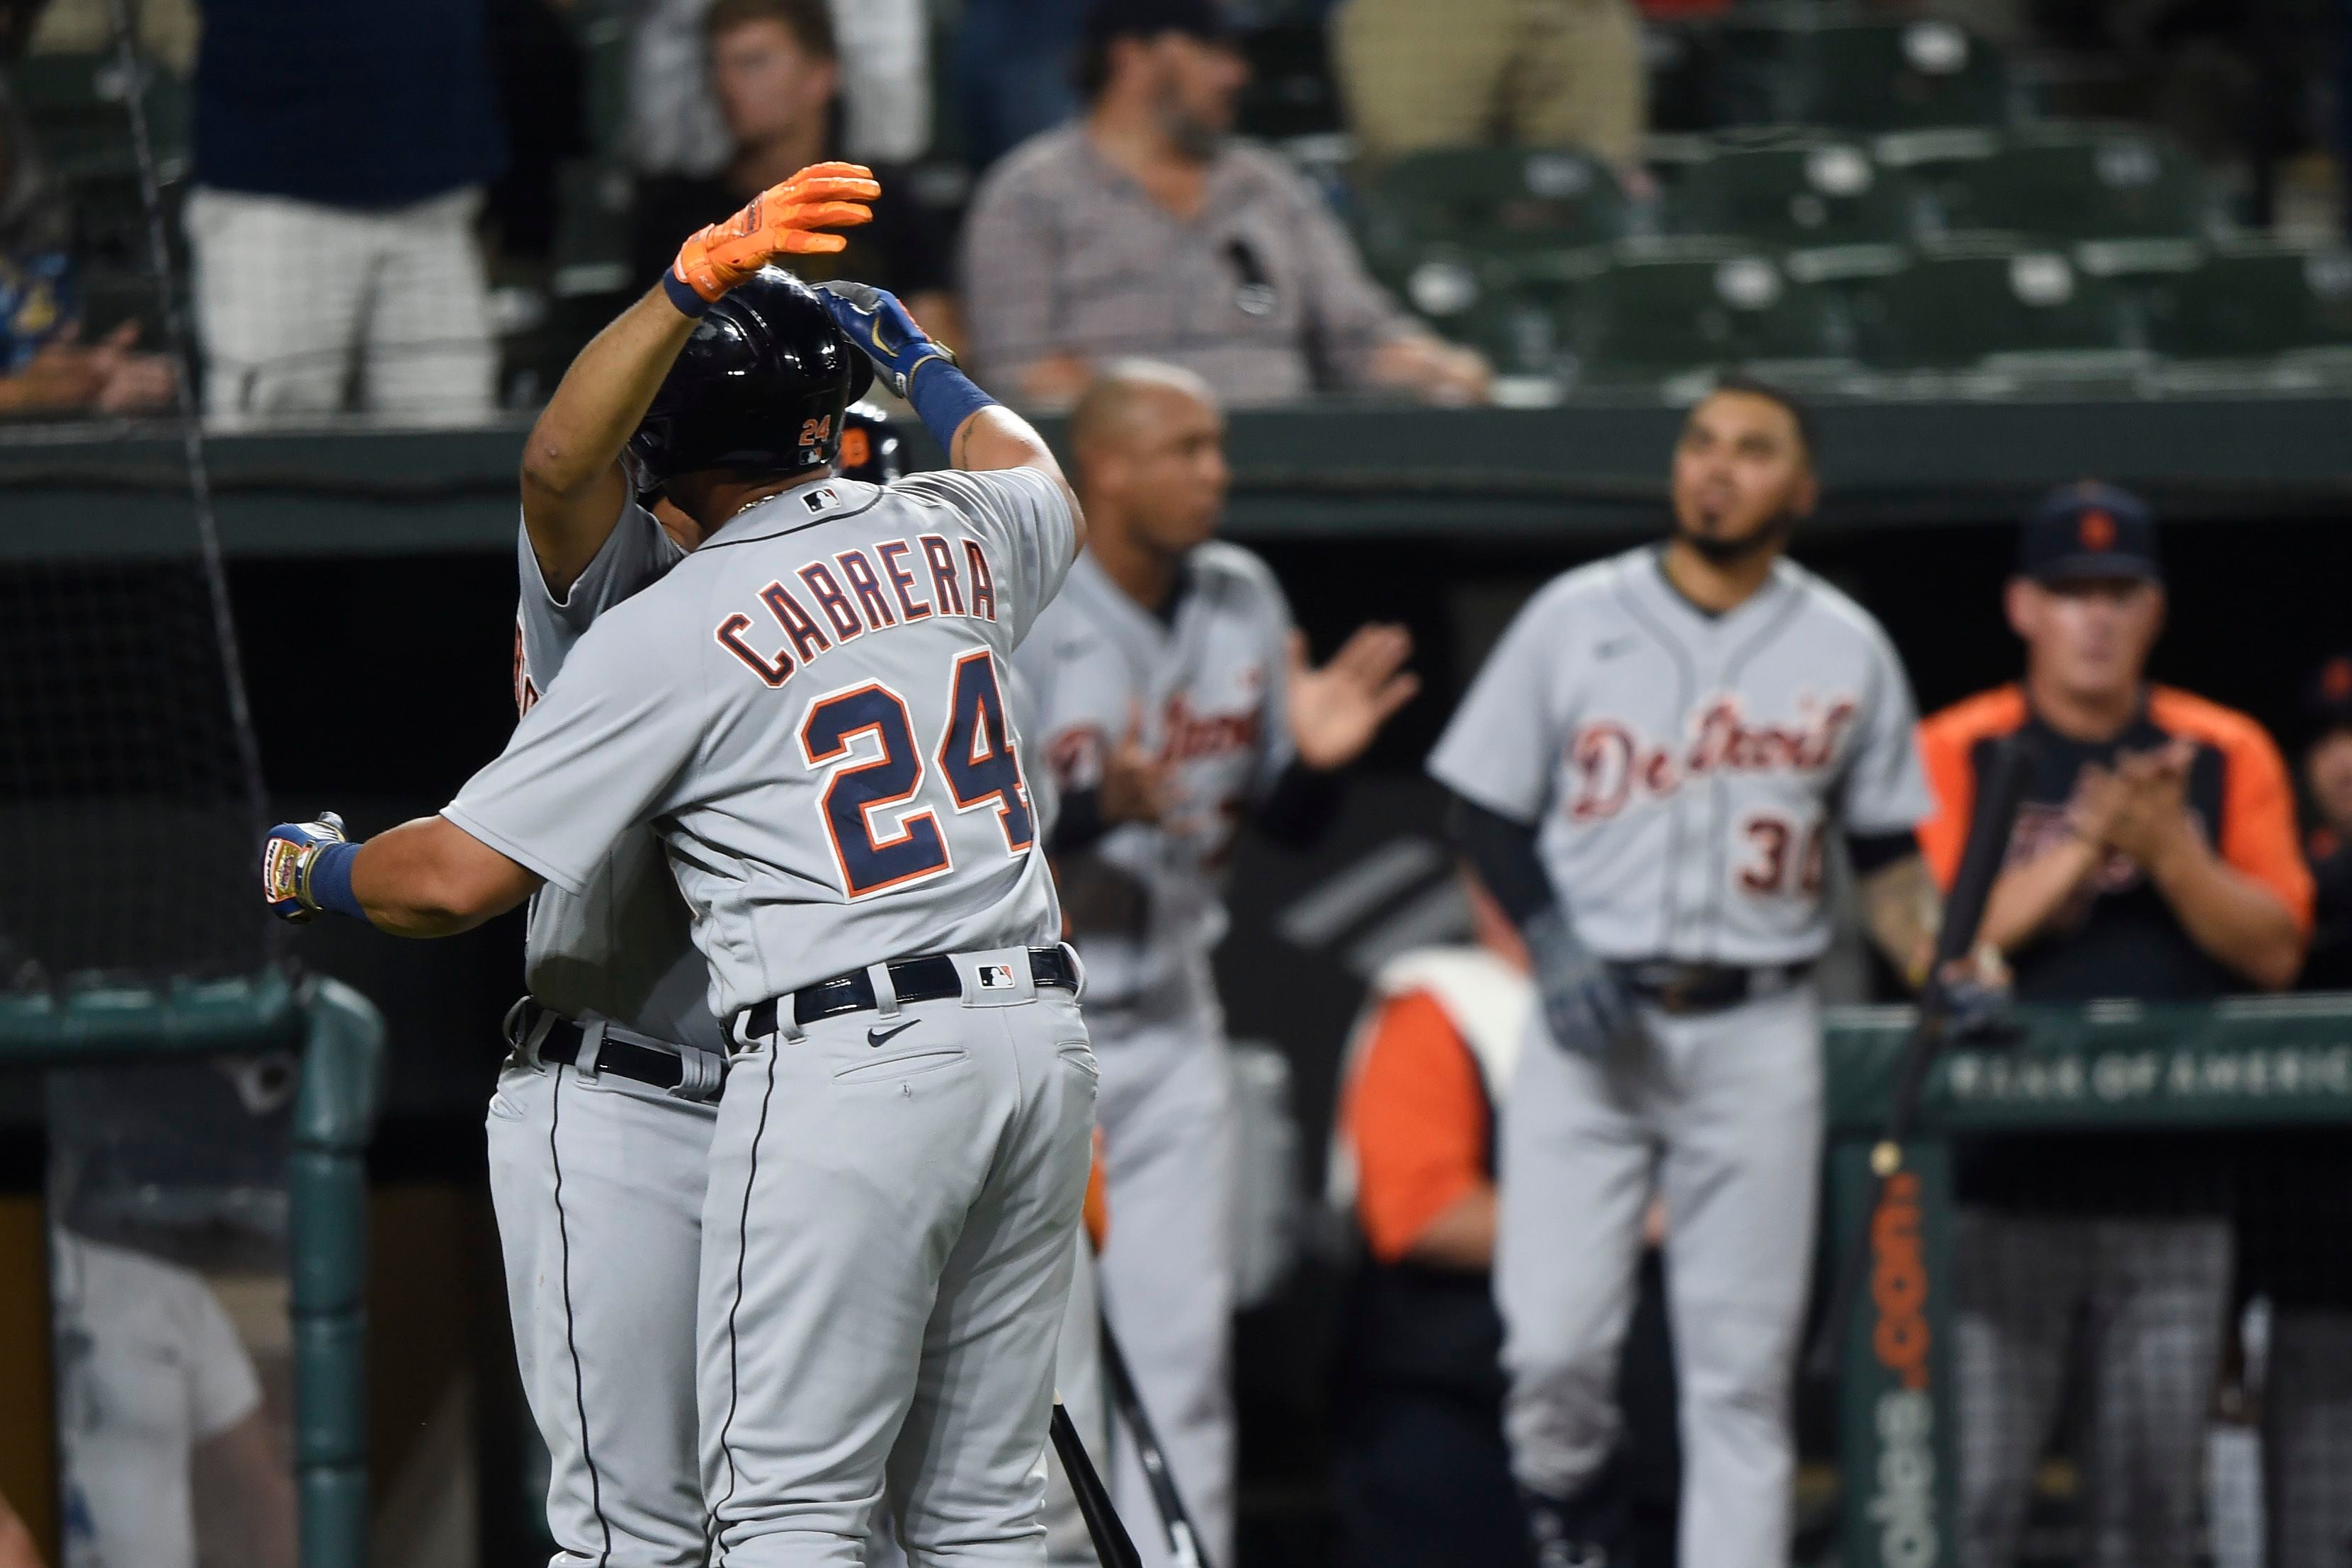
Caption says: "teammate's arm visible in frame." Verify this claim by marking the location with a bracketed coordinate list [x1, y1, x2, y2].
[521, 163, 879, 594]
[817, 281, 1086, 557]
[261, 811, 541, 936]
[1447, 795, 1638, 1055]
[1850, 834, 1943, 986]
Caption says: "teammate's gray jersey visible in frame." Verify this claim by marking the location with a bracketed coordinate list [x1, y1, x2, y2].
[446, 469, 1075, 1022]
[1013, 544, 1294, 1004]
[1428, 545, 1931, 965]
[512, 507, 725, 1052]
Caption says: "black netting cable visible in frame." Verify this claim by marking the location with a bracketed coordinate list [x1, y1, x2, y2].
[103, 0, 276, 947]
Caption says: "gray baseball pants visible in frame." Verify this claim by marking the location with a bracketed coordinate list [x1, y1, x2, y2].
[1497, 984, 1823, 1568]
[698, 954, 1097, 1567]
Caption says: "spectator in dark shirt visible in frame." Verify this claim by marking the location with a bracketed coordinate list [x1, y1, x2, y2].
[630, 0, 959, 346]
[0, 87, 172, 415]
[1915, 483, 2312, 1568]
[186, 0, 504, 423]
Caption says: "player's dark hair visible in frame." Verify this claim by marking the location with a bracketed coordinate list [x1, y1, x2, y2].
[1705, 373, 1820, 465]
[703, 0, 836, 59]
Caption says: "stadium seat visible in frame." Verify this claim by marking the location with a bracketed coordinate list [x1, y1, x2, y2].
[1919, 123, 2220, 244]
[1861, 240, 2137, 370]
[10, 52, 188, 183]
[1354, 147, 1637, 284]
[1669, 135, 1927, 252]
[1712, 16, 2013, 132]
[2144, 244, 2352, 359]
[1566, 239, 1850, 387]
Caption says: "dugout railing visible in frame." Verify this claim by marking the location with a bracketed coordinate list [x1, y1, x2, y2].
[0, 970, 384, 1568]
[1824, 994, 2352, 1567]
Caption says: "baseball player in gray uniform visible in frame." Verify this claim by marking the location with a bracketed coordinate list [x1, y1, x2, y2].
[262, 171, 1101, 1563]
[1013, 360, 1419, 1568]
[1429, 377, 1943, 1568]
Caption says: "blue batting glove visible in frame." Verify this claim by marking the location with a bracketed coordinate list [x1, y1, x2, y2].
[1523, 907, 1641, 1060]
[815, 280, 956, 397]
[261, 812, 348, 924]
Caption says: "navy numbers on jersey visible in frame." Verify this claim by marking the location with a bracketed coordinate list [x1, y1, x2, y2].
[800, 683, 953, 898]
[713, 532, 1001, 694]
[941, 650, 1035, 853]
[797, 652, 1037, 900]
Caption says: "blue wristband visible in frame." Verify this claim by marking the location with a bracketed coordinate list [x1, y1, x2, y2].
[661, 270, 713, 319]
[307, 841, 367, 920]
[904, 359, 998, 453]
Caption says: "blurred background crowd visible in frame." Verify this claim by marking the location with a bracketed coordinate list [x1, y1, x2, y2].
[3, 0, 2352, 424]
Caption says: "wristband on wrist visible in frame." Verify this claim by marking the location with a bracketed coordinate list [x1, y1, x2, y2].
[904, 358, 997, 453]
[305, 841, 368, 921]
[662, 270, 715, 319]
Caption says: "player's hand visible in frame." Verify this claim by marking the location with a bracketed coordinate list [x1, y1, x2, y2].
[1099, 705, 1179, 826]
[260, 812, 348, 924]
[1285, 626, 1419, 772]
[671, 161, 879, 306]
[1936, 945, 2018, 1045]
[815, 280, 956, 397]
[1523, 907, 1640, 1060]
[2105, 740, 2196, 871]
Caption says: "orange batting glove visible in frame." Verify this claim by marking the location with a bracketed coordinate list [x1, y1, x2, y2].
[667, 161, 880, 312]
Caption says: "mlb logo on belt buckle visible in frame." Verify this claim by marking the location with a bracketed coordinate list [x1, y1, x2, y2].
[977, 963, 1016, 989]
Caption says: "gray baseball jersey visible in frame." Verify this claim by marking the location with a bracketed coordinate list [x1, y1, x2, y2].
[446, 469, 1074, 1020]
[1013, 544, 1295, 1006]
[1428, 545, 1931, 965]
[512, 507, 724, 1051]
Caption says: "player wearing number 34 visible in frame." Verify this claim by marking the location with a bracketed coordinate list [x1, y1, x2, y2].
[258, 165, 1103, 1567]
[1428, 377, 1953, 1568]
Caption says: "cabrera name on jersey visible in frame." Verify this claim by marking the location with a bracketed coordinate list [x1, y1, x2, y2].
[443, 469, 1074, 1020]
[1428, 546, 1932, 965]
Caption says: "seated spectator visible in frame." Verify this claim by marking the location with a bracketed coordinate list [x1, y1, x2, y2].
[1328, 871, 1680, 1568]
[0, 92, 173, 415]
[1331, 0, 1647, 174]
[630, 0, 958, 341]
[1915, 482, 2312, 1568]
[960, 0, 1489, 408]
[626, 0, 930, 180]
[186, 0, 502, 424]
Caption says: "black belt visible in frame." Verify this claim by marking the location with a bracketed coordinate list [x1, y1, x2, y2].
[738, 945, 1079, 1042]
[1607, 959, 1813, 1016]
[511, 999, 722, 1097]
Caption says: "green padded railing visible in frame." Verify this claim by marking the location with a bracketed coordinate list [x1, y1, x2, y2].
[1821, 994, 2352, 1567]
[0, 970, 385, 1568]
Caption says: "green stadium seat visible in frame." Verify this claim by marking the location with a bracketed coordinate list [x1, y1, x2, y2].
[1669, 136, 1926, 251]
[1921, 124, 2220, 244]
[10, 52, 188, 183]
[1567, 239, 1850, 387]
[1862, 240, 2137, 370]
[1353, 147, 1637, 284]
[1712, 16, 2013, 132]
[2144, 244, 2352, 359]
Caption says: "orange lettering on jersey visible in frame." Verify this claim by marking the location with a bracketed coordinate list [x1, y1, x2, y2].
[1567, 695, 1859, 822]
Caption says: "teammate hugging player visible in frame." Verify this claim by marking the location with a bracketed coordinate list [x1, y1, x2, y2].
[261, 163, 1101, 1567]
[1431, 377, 1944, 1568]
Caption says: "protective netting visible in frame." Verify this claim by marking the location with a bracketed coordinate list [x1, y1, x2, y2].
[0, 17, 269, 985]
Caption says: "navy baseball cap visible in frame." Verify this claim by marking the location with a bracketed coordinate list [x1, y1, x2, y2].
[2307, 652, 2352, 734]
[2018, 481, 2161, 585]
[1083, 0, 1232, 50]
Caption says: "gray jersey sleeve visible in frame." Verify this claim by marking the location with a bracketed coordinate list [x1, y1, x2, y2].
[894, 468, 1078, 644]
[1839, 623, 1934, 836]
[1426, 584, 1568, 824]
[523, 502, 685, 635]
[1249, 567, 1298, 798]
[443, 596, 706, 896]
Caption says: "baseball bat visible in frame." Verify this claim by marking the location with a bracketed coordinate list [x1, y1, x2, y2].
[1804, 732, 2033, 1379]
[1052, 1399, 1145, 1568]
[1098, 1307, 1212, 1568]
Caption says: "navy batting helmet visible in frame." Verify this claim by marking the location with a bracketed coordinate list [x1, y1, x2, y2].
[838, 402, 904, 484]
[627, 267, 873, 498]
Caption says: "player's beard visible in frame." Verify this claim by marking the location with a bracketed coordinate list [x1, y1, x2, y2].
[1673, 506, 1793, 564]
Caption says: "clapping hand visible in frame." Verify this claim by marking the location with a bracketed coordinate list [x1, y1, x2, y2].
[1285, 625, 1419, 771]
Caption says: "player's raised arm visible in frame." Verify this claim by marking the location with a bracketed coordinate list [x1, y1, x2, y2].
[521, 163, 879, 593]
[816, 281, 1086, 557]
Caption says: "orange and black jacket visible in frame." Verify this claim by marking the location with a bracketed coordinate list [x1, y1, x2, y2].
[1918, 683, 2313, 1003]
[1917, 683, 2314, 1210]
